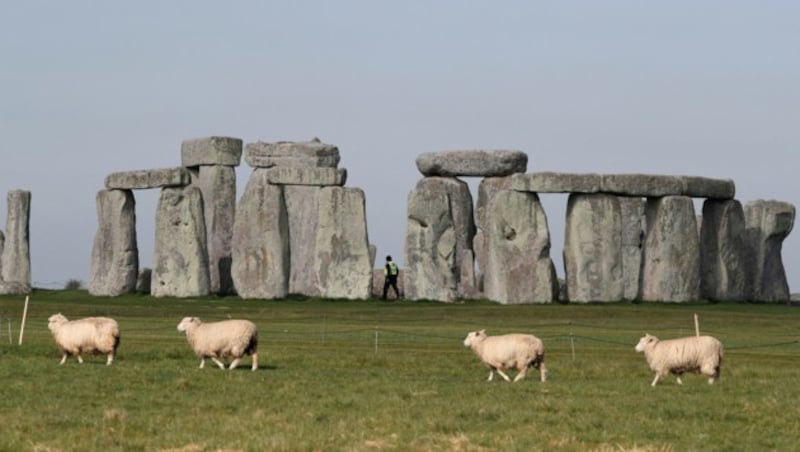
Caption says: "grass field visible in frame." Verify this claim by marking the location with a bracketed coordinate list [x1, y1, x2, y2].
[1, 291, 799, 451]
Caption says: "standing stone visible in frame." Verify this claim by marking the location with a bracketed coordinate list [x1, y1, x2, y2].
[1, 190, 31, 286]
[484, 190, 558, 304]
[89, 190, 138, 296]
[700, 199, 747, 302]
[285, 185, 322, 296]
[314, 187, 372, 299]
[404, 177, 475, 302]
[640, 196, 700, 302]
[151, 186, 210, 297]
[563, 194, 623, 302]
[232, 169, 290, 299]
[0, 230, 4, 278]
[193, 165, 237, 295]
[620, 197, 645, 301]
[474, 177, 512, 289]
[744, 200, 795, 302]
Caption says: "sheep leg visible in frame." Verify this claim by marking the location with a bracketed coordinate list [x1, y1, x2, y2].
[106, 353, 114, 366]
[229, 358, 241, 370]
[496, 369, 512, 382]
[59, 354, 68, 365]
[251, 352, 258, 371]
[211, 357, 226, 369]
[199, 358, 205, 369]
[76, 354, 84, 364]
[513, 367, 528, 382]
[650, 373, 661, 387]
[675, 375, 683, 385]
[539, 362, 548, 382]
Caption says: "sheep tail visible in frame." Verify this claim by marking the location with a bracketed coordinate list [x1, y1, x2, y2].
[245, 332, 258, 356]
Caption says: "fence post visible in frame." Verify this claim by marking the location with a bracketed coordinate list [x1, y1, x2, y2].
[374, 326, 379, 354]
[18, 295, 29, 346]
[570, 321, 576, 361]
[694, 313, 700, 336]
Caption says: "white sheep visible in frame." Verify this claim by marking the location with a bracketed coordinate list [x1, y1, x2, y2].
[177, 317, 259, 371]
[463, 329, 547, 382]
[47, 314, 120, 365]
[635, 333, 724, 387]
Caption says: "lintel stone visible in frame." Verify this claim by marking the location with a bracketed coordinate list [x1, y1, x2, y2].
[105, 168, 190, 190]
[244, 139, 340, 168]
[266, 167, 347, 186]
[181, 136, 243, 167]
[510, 172, 735, 199]
[416, 150, 528, 177]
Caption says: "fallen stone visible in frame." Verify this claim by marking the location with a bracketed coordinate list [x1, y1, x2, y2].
[266, 167, 347, 186]
[89, 189, 138, 296]
[105, 168, 190, 190]
[416, 150, 528, 177]
[244, 138, 340, 168]
[181, 136, 243, 167]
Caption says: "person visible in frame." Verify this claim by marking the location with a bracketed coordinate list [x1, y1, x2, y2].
[382, 255, 401, 300]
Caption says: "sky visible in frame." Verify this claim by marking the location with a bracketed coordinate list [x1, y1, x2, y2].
[1, 1, 798, 292]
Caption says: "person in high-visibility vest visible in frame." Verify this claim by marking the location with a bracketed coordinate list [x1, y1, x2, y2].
[382, 255, 401, 300]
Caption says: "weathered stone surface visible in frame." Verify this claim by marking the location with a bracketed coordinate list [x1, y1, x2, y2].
[510, 172, 602, 194]
[0, 230, 4, 279]
[700, 199, 747, 301]
[0, 281, 31, 295]
[744, 200, 795, 302]
[601, 174, 684, 197]
[509, 173, 734, 199]
[314, 187, 372, 299]
[564, 194, 624, 302]
[285, 185, 321, 296]
[89, 190, 138, 296]
[105, 168, 190, 190]
[244, 139, 340, 168]
[682, 176, 735, 199]
[640, 196, 701, 302]
[1, 190, 31, 286]
[266, 167, 347, 186]
[151, 186, 210, 297]
[181, 136, 243, 167]
[619, 197, 645, 301]
[474, 177, 512, 287]
[416, 150, 528, 177]
[484, 190, 558, 304]
[232, 169, 290, 299]
[193, 165, 237, 295]
[404, 177, 475, 301]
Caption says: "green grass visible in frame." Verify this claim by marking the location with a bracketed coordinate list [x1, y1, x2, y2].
[1, 291, 799, 451]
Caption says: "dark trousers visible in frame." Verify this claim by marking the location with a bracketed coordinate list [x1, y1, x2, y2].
[382, 276, 400, 299]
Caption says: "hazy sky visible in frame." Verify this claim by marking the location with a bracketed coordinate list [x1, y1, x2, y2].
[1, 1, 798, 291]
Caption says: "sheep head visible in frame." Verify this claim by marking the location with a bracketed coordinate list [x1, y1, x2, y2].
[463, 329, 487, 347]
[47, 313, 68, 331]
[177, 317, 201, 333]
[635, 334, 658, 352]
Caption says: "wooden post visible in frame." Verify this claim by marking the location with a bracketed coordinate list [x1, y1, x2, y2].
[694, 313, 700, 336]
[18, 295, 29, 345]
